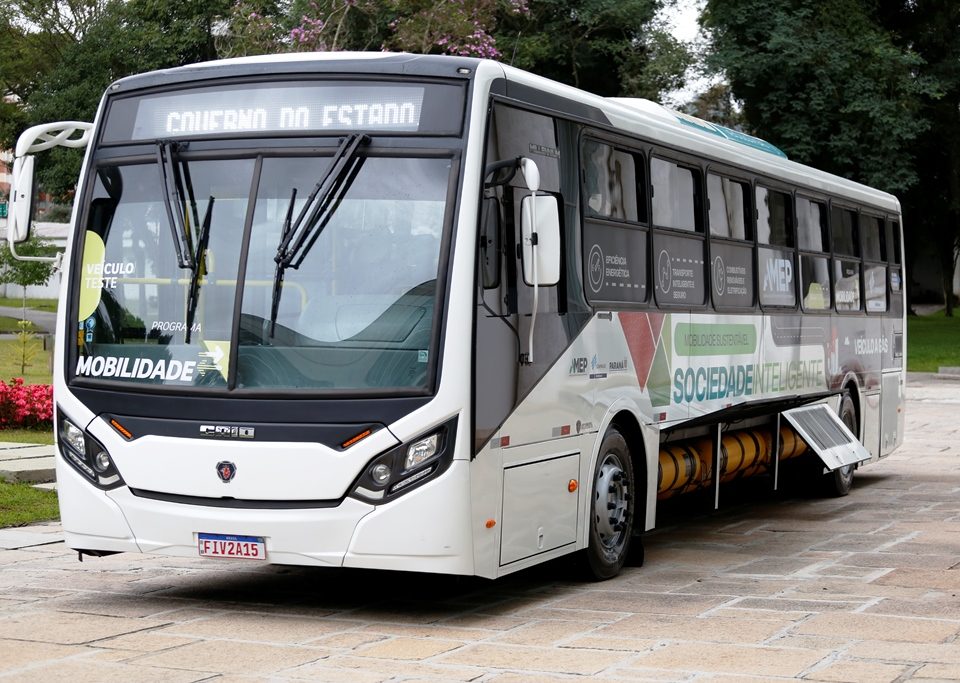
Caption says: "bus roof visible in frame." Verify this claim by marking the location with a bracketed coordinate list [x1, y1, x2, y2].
[496, 62, 901, 215]
[108, 52, 900, 215]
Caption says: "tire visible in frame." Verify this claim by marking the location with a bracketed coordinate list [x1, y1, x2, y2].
[582, 428, 636, 580]
[823, 392, 857, 497]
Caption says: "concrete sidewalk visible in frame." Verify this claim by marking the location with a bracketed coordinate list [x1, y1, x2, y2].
[0, 440, 55, 485]
[0, 375, 957, 681]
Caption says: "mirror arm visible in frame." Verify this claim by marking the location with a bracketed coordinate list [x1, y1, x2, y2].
[8, 238, 61, 267]
[483, 157, 522, 188]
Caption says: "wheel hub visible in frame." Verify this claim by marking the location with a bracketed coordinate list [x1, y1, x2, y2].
[595, 454, 628, 549]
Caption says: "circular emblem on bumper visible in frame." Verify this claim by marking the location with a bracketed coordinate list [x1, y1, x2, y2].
[216, 461, 237, 483]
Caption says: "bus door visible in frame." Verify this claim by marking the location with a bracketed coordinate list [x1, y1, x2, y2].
[475, 101, 593, 568]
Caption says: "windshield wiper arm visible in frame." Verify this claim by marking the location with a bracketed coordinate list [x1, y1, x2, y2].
[184, 197, 214, 344]
[269, 133, 369, 336]
[156, 141, 196, 270]
[268, 188, 298, 337]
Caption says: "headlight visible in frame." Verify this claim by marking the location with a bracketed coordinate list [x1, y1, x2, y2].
[350, 416, 458, 504]
[405, 434, 438, 470]
[60, 419, 85, 454]
[57, 408, 124, 490]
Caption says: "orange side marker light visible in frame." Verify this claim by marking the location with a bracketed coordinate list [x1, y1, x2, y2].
[341, 428, 373, 449]
[485, 519, 497, 529]
[110, 419, 133, 440]
[568, 479, 578, 493]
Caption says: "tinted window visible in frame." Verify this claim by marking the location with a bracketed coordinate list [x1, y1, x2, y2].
[797, 196, 827, 252]
[583, 140, 644, 222]
[651, 158, 699, 232]
[861, 214, 883, 261]
[756, 187, 793, 247]
[834, 260, 861, 311]
[831, 206, 858, 257]
[865, 264, 887, 312]
[800, 254, 831, 310]
[707, 174, 749, 240]
[885, 220, 902, 265]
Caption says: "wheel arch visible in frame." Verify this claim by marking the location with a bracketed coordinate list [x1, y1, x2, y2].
[593, 402, 659, 533]
[839, 373, 863, 440]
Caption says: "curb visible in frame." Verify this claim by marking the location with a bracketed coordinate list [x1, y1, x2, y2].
[0, 457, 56, 484]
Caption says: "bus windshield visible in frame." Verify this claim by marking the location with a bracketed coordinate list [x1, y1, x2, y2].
[72, 151, 453, 393]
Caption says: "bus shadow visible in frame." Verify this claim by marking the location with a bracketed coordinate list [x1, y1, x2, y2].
[143, 467, 895, 612]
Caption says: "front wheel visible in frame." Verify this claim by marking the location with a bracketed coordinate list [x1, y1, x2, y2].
[582, 428, 636, 580]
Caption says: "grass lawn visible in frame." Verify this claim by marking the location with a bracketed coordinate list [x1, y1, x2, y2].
[907, 311, 960, 372]
[0, 338, 53, 384]
[0, 480, 58, 528]
[0, 316, 44, 334]
[0, 297, 58, 312]
[0, 428, 54, 445]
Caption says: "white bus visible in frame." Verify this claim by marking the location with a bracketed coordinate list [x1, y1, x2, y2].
[9, 53, 905, 580]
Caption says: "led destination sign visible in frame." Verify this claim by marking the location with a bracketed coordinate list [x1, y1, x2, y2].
[104, 81, 464, 141]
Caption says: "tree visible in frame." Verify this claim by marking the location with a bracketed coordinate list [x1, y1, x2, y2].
[875, 0, 960, 315]
[284, 0, 690, 100]
[702, 0, 932, 194]
[0, 1, 108, 150]
[496, 0, 690, 98]
[4, 0, 231, 199]
[0, 237, 56, 321]
[703, 0, 960, 314]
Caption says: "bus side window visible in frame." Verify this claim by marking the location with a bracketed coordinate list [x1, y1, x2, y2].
[886, 219, 903, 318]
[861, 214, 883, 261]
[707, 174, 750, 240]
[757, 186, 796, 308]
[885, 219, 902, 266]
[651, 155, 705, 307]
[831, 206, 861, 312]
[861, 214, 886, 313]
[651, 158, 702, 232]
[583, 140, 644, 222]
[797, 196, 830, 311]
[580, 138, 649, 306]
[707, 173, 754, 310]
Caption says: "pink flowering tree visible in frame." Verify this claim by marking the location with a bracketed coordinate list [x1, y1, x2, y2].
[217, 0, 286, 57]
[289, 0, 529, 58]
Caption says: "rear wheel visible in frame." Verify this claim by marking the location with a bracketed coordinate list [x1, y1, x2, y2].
[823, 392, 857, 497]
[582, 428, 636, 580]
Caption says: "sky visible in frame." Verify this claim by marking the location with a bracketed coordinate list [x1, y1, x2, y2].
[663, 0, 704, 43]
[658, 0, 716, 107]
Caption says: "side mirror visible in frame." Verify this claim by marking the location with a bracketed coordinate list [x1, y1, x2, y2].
[7, 121, 92, 250]
[520, 194, 561, 287]
[8, 155, 35, 244]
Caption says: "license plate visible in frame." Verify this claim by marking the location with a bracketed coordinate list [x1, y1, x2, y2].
[198, 533, 266, 560]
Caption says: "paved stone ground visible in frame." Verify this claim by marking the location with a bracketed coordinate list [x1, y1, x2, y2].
[0, 375, 958, 682]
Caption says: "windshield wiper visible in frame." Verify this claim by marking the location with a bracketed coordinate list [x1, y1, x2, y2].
[155, 141, 196, 270]
[156, 141, 212, 344]
[269, 133, 369, 336]
[184, 197, 214, 344]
